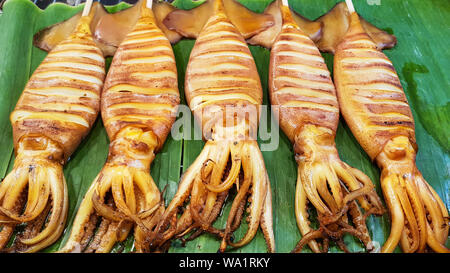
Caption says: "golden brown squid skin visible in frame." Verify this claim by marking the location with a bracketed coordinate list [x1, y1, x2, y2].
[334, 12, 449, 253]
[60, 2, 179, 253]
[269, 4, 384, 253]
[0, 12, 105, 253]
[154, 0, 275, 252]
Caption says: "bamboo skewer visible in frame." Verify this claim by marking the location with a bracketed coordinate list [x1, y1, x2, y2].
[81, 0, 94, 17]
[146, 0, 153, 9]
[345, 0, 355, 13]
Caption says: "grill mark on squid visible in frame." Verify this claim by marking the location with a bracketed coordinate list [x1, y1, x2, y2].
[278, 32, 312, 43]
[274, 87, 337, 101]
[131, 70, 177, 80]
[273, 50, 324, 63]
[190, 63, 249, 74]
[193, 51, 253, 60]
[121, 35, 167, 45]
[24, 87, 99, 99]
[33, 71, 103, 85]
[346, 82, 404, 93]
[275, 40, 318, 52]
[34, 103, 96, 114]
[189, 86, 255, 96]
[107, 84, 179, 96]
[104, 114, 169, 127]
[123, 46, 172, 54]
[195, 39, 248, 50]
[340, 56, 392, 66]
[49, 50, 104, 62]
[275, 76, 335, 91]
[367, 125, 415, 133]
[40, 61, 105, 73]
[369, 119, 414, 128]
[197, 31, 240, 42]
[342, 62, 395, 71]
[11, 110, 89, 127]
[348, 78, 402, 89]
[277, 63, 331, 77]
[56, 43, 101, 51]
[189, 93, 259, 111]
[108, 102, 176, 113]
[122, 55, 175, 65]
[282, 101, 339, 113]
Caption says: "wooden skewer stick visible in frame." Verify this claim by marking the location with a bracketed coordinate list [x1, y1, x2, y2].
[345, 0, 356, 13]
[82, 0, 94, 17]
[146, 0, 153, 9]
[281, 0, 289, 7]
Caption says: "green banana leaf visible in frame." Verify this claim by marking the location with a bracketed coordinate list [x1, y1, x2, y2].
[0, 0, 448, 253]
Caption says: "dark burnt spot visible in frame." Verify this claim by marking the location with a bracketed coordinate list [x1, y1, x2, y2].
[132, 141, 150, 153]
[376, 120, 413, 127]
[343, 62, 395, 71]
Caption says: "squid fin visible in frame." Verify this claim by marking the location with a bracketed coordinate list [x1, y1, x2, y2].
[163, 0, 213, 39]
[163, 0, 274, 39]
[95, 0, 181, 51]
[33, 0, 181, 57]
[248, 0, 396, 52]
[33, 2, 109, 54]
[316, 1, 397, 53]
[248, 0, 322, 48]
[223, 0, 274, 39]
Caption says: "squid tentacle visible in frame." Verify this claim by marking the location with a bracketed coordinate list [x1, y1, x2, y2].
[377, 136, 448, 253]
[60, 127, 164, 253]
[226, 142, 270, 250]
[293, 125, 385, 253]
[154, 129, 274, 252]
[260, 175, 275, 253]
[416, 175, 449, 250]
[292, 229, 325, 253]
[0, 136, 68, 252]
[295, 175, 322, 253]
[220, 151, 252, 252]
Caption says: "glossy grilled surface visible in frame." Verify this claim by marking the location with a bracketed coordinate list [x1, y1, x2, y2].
[334, 11, 448, 253]
[269, 6, 339, 143]
[59, 6, 180, 253]
[152, 1, 275, 252]
[185, 9, 263, 136]
[11, 16, 105, 161]
[101, 8, 179, 148]
[268, 5, 384, 253]
[334, 13, 416, 160]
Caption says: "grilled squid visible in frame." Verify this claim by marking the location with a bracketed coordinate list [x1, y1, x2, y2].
[0, 2, 105, 253]
[153, 0, 275, 252]
[333, 1, 449, 253]
[269, 0, 384, 253]
[59, 0, 179, 253]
